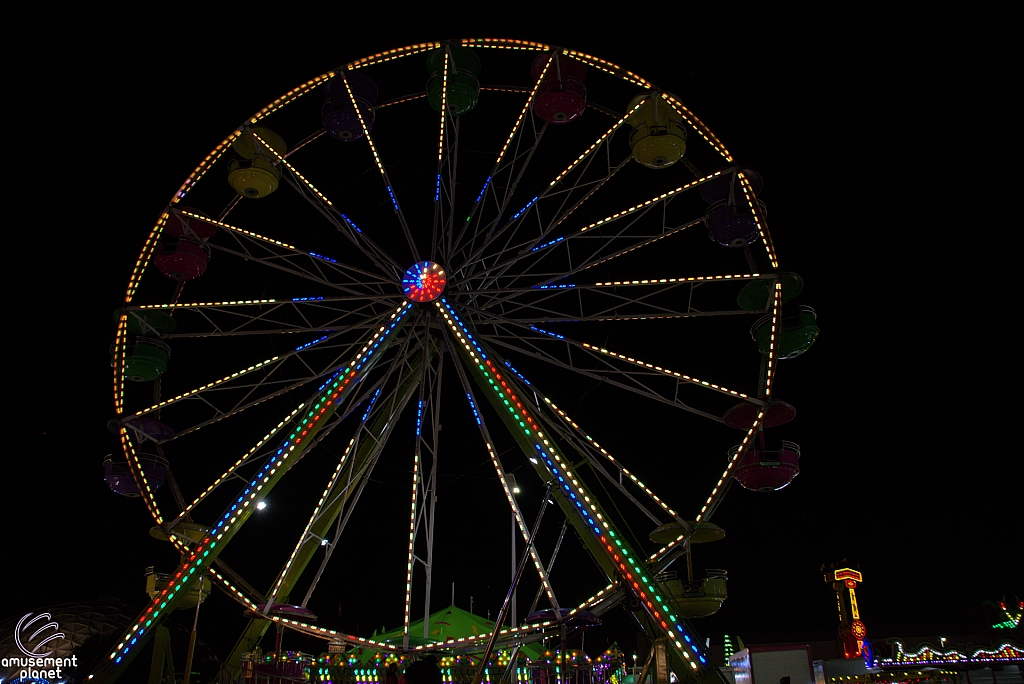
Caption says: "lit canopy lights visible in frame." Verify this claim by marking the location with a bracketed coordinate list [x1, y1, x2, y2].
[434, 298, 708, 672]
[93, 303, 412, 682]
[402, 262, 447, 302]
[883, 641, 1024, 665]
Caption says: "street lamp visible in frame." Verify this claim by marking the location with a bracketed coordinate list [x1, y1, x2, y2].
[506, 474, 519, 628]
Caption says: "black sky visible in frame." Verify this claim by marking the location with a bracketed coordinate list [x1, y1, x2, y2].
[7, 8, 1019, 663]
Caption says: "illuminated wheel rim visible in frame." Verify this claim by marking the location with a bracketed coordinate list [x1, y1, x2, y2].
[103, 39, 793, 682]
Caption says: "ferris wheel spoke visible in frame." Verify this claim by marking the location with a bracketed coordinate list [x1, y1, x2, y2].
[536, 408, 672, 528]
[276, 169, 404, 279]
[433, 50, 456, 261]
[696, 282, 784, 522]
[450, 214, 701, 295]
[375, 91, 428, 109]
[188, 210, 397, 294]
[125, 305, 403, 424]
[465, 288, 756, 323]
[181, 207, 395, 286]
[454, 135, 601, 281]
[470, 152, 634, 294]
[478, 331, 726, 423]
[400, 331, 449, 643]
[163, 328, 411, 443]
[208, 566, 261, 612]
[139, 297, 392, 340]
[467, 169, 733, 290]
[435, 297, 712, 669]
[573, 583, 624, 616]
[268, 337, 421, 609]
[535, 394, 688, 527]
[454, 118, 549, 276]
[494, 313, 757, 404]
[453, 93, 647, 279]
[462, 190, 665, 292]
[211, 237, 384, 297]
[241, 131, 405, 278]
[177, 335, 415, 535]
[553, 217, 707, 281]
[492, 215, 709, 296]
[514, 377, 674, 537]
[153, 360, 342, 443]
[227, 332, 426, 667]
[301, 345, 425, 607]
[459, 272, 766, 322]
[174, 402, 307, 522]
[446, 327, 562, 612]
[448, 52, 556, 262]
[470, 310, 753, 414]
[96, 303, 416, 681]
[334, 73, 421, 264]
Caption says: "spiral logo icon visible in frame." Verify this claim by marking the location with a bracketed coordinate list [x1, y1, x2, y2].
[15, 613, 65, 658]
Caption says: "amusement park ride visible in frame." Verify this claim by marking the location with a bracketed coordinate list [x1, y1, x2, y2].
[826, 567, 867, 659]
[100, 39, 819, 684]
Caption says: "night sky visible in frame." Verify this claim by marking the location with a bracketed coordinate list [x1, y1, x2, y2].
[8, 11, 1018, 667]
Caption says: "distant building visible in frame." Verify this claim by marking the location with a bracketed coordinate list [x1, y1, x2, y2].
[730, 644, 814, 684]
[723, 637, 1021, 684]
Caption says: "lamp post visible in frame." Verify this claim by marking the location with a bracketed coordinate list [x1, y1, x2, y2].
[506, 474, 520, 629]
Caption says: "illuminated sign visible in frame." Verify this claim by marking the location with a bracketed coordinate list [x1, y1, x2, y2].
[834, 568, 863, 582]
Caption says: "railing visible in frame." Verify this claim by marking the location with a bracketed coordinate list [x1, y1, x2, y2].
[238, 659, 621, 684]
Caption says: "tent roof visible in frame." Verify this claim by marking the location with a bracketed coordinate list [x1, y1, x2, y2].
[368, 605, 546, 660]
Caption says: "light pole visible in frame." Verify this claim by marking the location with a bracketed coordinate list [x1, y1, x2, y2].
[506, 474, 520, 629]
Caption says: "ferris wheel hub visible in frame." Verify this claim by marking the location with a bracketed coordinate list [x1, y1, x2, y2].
[402, 261, 447, 302]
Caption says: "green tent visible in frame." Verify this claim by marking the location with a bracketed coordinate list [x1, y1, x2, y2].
[362, 605, 546, 662]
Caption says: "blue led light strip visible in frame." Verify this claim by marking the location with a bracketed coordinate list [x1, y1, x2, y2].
[91, 302, 413, 684]
[466, 393, 482, 425]
[475, 177, 491, 204]
[510, 196, 539, 221]
[530, 326, 564, 340]
[503, 360, 531, 386]
[295, 335, 329, 351]
[341, 214, 362, 234]
[435, 298, 708, 672]
[309, 252, 338, 263]
[531, 236, 564, 253]
[361, 388, 382, 423]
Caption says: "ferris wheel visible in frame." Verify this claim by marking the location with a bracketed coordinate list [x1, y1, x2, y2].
[98, 39, 818, 684]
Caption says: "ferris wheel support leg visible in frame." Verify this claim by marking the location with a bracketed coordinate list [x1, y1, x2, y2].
[90, 303, 414, 684]
[436, 298, 712, 682]
[220, 342, 430, 681]
[471, 484, 552, 684]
